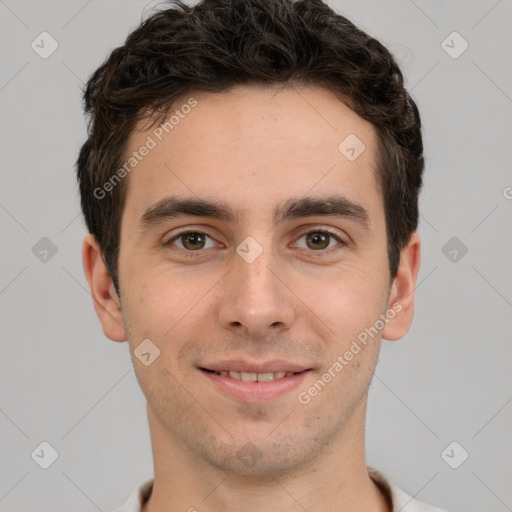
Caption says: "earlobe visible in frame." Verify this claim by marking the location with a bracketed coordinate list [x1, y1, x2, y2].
[382, 232, 421, 341]
[82, 234, 127, 342]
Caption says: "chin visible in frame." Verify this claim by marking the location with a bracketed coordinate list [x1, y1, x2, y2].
[188, 428, 328, 478]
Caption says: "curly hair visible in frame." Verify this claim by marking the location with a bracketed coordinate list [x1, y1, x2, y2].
[76, 0, 424, 295]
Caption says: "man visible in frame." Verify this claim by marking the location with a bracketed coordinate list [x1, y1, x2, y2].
[77, 0, 449, 510]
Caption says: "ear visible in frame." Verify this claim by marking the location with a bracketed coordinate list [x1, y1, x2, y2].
[382, 231, 421, 341]
[82, 233, 127, 342]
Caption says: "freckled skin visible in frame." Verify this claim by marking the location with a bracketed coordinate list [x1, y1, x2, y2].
[83, 83, 420, 512]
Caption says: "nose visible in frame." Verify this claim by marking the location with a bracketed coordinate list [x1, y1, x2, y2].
[215, 243, 296, 340]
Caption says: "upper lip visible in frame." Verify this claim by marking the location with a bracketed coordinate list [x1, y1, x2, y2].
[200, 360, 311, 374]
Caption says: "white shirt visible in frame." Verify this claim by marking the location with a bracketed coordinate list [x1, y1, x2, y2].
[112, 468, 450, 511]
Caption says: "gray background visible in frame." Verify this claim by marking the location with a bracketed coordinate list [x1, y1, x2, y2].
[1, 0, 511, 510]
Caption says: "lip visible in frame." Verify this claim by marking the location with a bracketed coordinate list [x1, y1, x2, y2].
[199, 366, 312, 403]
[200, 360, 310, 374]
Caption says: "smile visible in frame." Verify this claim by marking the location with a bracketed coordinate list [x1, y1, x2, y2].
[202, 368, 297, 382]
[199, 367, 311, 403]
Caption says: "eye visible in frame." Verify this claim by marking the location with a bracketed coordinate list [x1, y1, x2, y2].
[165, 230, 217, 252]
[294, 229, 345, 251]
[164, 228, 346, 256]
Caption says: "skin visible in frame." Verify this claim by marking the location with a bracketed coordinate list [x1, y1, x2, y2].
[83, 84, 420, 512]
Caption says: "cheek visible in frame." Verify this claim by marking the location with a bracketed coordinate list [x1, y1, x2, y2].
[123, 266, 197, 331]
[300, 265, 387, 339]
[133, 361, 191, 431]
[122, 275, 209, 384]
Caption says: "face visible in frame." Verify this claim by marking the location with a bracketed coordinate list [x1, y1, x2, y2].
[112, 84, 400, 475]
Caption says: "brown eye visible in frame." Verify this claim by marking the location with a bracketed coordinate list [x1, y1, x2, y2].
[181, 232, 206, 250]
[295, 230, 345, 251]
[166, 231, 215, 251]
[305, 232, 330, 250]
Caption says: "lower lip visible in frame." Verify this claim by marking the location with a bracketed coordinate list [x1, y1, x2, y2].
[200, 369, 311, 403]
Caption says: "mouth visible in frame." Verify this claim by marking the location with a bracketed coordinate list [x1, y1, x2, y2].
[198, 363, 312, 403]
[200, 368, 300, 382]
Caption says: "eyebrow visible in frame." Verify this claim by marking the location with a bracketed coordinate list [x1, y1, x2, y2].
[137, 194, 371, 231]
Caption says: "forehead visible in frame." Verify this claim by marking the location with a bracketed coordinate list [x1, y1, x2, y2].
[121, 84, 382, 227]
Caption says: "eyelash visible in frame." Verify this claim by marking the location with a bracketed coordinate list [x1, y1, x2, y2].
[164, 228, 346, 257]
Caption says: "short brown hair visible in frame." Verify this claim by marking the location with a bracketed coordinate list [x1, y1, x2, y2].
[76, 0, 424, 295]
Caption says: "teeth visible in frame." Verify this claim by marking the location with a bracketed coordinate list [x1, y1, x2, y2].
[217, 370, 294, 381]
[258, 371, 284, 382]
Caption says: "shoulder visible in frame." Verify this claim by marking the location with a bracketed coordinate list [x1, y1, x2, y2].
[368, 467, 451, 512]
[111, 477, 154, 512]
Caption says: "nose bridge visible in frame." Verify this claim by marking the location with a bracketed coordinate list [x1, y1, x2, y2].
[216, 234, 295, 336]
[238, 242, 276, 300]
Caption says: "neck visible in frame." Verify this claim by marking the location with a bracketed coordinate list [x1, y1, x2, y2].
[141, 396, 390, 512]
